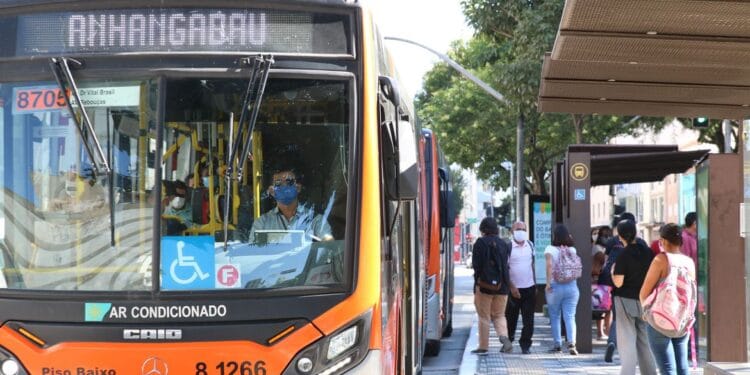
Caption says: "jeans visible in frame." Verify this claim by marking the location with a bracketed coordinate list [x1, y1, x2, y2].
[474, 287, 509, 350]
[506, 286, 536, 350]
[614, 296, 657, 375]
[545, 281, 579, 346]
[647, 325, 689, 375]
[608, 310, 617, 347]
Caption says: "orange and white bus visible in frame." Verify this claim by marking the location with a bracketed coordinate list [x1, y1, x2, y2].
[419, 129, 455, 357]
[0, 1, 431, 374]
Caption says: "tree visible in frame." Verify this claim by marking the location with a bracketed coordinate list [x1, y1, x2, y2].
[450, 166, 467, 217]
[687, 119, 739, 153]
[417, 0, 664, 195]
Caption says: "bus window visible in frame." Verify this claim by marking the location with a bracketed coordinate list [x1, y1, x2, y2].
[160, 78, 350, 292]
[0, 80, 158, 290]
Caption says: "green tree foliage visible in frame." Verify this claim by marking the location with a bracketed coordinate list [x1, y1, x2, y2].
[686, 119, 739, 153]
[416, 0, 663, 195]
[450, 166, 467, 216]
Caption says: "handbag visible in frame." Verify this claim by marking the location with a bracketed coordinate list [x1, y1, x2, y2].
[592, 284, 612, 311]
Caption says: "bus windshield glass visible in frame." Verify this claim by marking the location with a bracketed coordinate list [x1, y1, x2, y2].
[0, 80, 159, 291]
[0, 76, 351, 293]
[159, 77, 350, 292]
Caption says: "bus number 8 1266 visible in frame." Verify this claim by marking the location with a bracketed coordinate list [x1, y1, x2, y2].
[195, 361, 267, 375]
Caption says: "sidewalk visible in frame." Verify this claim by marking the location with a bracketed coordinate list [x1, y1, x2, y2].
[458, 307, 705, 374]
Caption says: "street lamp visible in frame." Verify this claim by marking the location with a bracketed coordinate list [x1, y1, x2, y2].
[501, 161, 514, 223]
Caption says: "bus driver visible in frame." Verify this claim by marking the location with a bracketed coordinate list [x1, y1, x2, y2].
[247, 167, 333, 243]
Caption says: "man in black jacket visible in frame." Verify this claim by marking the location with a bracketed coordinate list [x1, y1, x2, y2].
[470, 217, 512, 355]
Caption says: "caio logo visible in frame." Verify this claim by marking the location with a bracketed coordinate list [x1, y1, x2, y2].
[141, 357, 168, 375]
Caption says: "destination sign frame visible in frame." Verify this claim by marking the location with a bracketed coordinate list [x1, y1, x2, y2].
[7, 8, 351, 57]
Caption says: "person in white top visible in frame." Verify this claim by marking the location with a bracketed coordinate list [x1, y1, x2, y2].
[505, 221, 537, 354]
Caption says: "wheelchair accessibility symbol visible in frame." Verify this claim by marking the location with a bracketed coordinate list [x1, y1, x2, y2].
[161, 236, 215, 290]
[171, 241, 210, 284]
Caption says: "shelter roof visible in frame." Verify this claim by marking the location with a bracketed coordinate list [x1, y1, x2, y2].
[566, 145, 709, 186]
[539, 0, 750, 118]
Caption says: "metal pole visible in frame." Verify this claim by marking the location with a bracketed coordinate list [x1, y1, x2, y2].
[516, 113, 525, 222]
[723, 119, 733, 153]
[383, 37, 506, 104]
[510, 163, 514, 223]
[490, 189, 494, 219]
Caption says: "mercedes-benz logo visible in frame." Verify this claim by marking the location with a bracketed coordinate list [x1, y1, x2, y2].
[142, 357, 169, 375]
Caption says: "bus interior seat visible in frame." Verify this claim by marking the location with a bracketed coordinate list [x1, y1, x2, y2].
[189, 187, 208, 224]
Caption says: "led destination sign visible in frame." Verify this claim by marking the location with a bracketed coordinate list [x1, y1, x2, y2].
[13, 8, 349, 56]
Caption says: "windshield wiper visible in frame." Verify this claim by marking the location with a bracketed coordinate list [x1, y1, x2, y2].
[228, 55, 274, 183]
[49, 57, 111, 177]
[50, 57, 115, 246]
[223, 55, 274, 250]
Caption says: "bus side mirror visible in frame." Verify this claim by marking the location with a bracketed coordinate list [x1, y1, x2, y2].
[380, 120, 418, 201]
[378, 75, 401, 107]
[397, 121, 418, 201]
[438, 168, 456, 228]
[379, 75, 415, 201]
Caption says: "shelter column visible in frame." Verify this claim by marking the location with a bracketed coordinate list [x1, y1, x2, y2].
[564, 152, 592, 353]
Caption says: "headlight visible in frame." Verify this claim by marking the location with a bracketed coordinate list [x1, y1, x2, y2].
[0, 348, 27, 375]
[282, 310, 372, 375]
[327, 326, 357, 360]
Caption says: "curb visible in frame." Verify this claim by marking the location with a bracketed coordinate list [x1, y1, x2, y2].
[458, 314, 478, 375]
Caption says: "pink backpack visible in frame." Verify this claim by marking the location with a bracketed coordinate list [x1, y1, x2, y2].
[642, 253, 697, 338]
[552, 246, 582, 283]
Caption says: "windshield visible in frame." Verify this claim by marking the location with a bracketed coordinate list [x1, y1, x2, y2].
[160, 77, 350, 292]
[0, 80, 158, 290]
[0, 76, 350, 293]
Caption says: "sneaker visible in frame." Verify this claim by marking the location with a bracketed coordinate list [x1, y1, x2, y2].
[604, 343, 615, 363]
[521, 348, 531, 355]
[548, 345, 562, 353]
[568, 344, 578, 355]
[499, 336, 513, 353]
[471, 349, 488, 356]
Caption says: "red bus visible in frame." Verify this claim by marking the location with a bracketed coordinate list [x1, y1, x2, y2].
[420, 129, 455, 356]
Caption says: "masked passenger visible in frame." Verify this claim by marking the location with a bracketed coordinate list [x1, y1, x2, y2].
[163, 179, 195, 231]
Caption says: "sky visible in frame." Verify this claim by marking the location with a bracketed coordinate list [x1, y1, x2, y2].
[367, 0, 474, 99]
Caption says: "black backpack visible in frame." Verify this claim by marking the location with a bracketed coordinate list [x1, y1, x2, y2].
[477, 237, 503, 291]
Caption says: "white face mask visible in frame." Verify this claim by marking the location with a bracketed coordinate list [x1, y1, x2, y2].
[513, 230, 528, 242]
[171, 197, 185, 209]
[592, 234, 599, 243]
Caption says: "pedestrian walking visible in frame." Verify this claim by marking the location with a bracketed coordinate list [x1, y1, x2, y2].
[544, 224, 581, 355]
[611, 219, 658, 375]
[471, 217, 512, 355]
[641, 223, 697, 375]
[505, 221, 536, 354]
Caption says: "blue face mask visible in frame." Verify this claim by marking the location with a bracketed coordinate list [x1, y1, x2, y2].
[202, 176, 210, 187]
[273, 185, 298, 205]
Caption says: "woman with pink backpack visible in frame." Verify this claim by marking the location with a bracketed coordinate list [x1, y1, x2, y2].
[640, 223, 697, 375]
[544, 224, 582, 355]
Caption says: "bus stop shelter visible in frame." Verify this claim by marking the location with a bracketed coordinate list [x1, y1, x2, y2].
[538, 0, 750, 363]
[551, 145, 708, 354]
